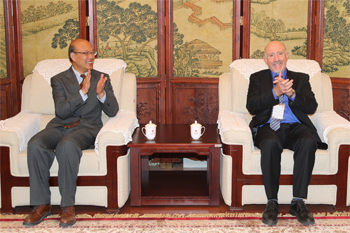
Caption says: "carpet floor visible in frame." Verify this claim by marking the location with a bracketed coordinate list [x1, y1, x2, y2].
[1, 212, 350, 232]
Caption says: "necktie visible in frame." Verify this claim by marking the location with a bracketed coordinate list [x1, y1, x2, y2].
[80, 74, 86, 89]
[270, 94, 284, 131]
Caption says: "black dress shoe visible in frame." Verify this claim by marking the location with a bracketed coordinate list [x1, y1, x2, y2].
[289, 199, 315, 225]
[262, 200, 278, 226]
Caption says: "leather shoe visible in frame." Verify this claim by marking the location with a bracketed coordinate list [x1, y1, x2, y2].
[262, 200, 278, 226]
[23, 204, 52, 226]
[59, 206, 76, 228]
[289, 199, 315, 225]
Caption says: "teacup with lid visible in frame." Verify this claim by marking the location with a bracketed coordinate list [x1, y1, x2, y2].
[190, 120, 205, 140]
[142, 120, 157, 140]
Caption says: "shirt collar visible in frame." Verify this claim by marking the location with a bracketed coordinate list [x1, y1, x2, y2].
[271, 69, 288, 80]
[71, 66, 88, 80]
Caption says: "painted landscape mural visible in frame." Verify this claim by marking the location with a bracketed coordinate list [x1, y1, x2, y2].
[1, 0, 348, 79]
[97, 0, 158, 78]
[21, 0, 79, 77]
[250, 0, 308, 59]
[173, 0, 233, 78]
[250, 0, 349, 78]
[96, 0, 233, 78]
[322, 0, 349, 78]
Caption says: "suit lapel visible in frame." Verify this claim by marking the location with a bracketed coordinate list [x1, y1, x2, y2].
[286, 69, 297, 90]
[65, 67, 80, 94]
[262, 69, 273, 92]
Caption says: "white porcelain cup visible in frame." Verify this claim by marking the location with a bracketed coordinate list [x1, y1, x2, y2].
[142, 120, 157, 140]
[190, 120, 205, 140]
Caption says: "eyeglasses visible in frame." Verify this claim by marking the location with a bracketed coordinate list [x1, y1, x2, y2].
[73, 51, 97, 56]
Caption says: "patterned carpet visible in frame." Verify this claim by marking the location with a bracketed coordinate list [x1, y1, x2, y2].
[1, 212, 350, 232]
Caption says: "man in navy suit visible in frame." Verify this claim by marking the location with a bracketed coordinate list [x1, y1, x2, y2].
[23, 38, 119, 227]
[246, 41, 327, 226]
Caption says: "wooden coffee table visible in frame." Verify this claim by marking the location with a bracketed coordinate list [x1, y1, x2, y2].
[128, 124, 222, 206]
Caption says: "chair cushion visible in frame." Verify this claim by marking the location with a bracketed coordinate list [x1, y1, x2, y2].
[246, 148, 335, 175]
[16, 148, 104, 176]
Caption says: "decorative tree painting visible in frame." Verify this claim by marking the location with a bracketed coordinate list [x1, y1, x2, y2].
[250, 0, 349, 78]
[21, 0, 79, 77]
[250, 0, 308, 60]
[0, 1, 7, 79]
[322, 0, 349, 78]
[97, 0, 158, 78]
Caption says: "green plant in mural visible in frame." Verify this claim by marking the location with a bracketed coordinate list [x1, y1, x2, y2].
[21, 1, 73, 24]
[173, 22, 205, 77]
[322, 4, 350, 73]
[251, 49, 265, 59]
[251, 10, 286, 40]
[173, 22, 184, 48]
[292, 41, 307, 57]
[0, 14, 4, 30]
[51, 19, 79, 49]
[126, 3, 158, 56]
[0, 38, 6, 78]
[173, 42, 201, 77]
[343, 0, 350, 15]
[251, 8, 306, 41]
[97, 0, 158, 77]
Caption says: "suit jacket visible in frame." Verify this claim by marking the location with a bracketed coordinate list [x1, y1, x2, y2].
[246, 69, 327, 150]
[46, 67, 119, 137]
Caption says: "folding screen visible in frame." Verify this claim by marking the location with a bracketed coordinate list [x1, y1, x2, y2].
[0, 1, 6, 79]
[21, 0, 79, 77]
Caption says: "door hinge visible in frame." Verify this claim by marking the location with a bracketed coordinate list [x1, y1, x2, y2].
[240, 16, 243, 26]
[86, 16, 89, 26]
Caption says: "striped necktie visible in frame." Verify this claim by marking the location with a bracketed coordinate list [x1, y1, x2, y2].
[270, 94, 284, 131]
[80, 74, 86, 89]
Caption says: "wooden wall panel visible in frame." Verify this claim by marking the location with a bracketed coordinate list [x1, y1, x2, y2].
[172, 84, 218, 124]
[332, 78, 350, 121]
[0, 84, 11, 120]
[0, 0, 21, 120]
[136, 84, 160, 125]
[149, 79, 349, 126]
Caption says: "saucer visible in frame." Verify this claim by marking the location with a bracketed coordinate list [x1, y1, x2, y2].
[190, 137, 203, 141]
[144, 137, 157, 141]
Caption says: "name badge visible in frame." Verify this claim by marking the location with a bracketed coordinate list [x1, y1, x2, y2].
[271, 104, 285, 120]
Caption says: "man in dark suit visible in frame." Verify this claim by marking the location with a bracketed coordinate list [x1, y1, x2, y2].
[246, 41, 327, 226]
[23, 38, 119, 227]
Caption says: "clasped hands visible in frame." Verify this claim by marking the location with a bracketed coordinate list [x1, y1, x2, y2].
[80, 70, 107, 99]
[273, 72, 295, 98]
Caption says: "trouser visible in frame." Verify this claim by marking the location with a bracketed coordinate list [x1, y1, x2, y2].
[254, 123, 317, 200]
[27, 126, 95, 207]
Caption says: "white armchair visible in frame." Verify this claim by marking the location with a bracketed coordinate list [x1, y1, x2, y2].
[218, 59, 350, 211]
[0, 59, 139, 213]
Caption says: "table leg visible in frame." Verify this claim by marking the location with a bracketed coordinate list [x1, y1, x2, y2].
[209, 147, 220, 206]
[141, 155, 149, 187]
[130, 147, 141, 206]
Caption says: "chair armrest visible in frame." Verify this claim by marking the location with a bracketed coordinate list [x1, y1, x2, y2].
[219, 73, 232, 112]
[0, 111, 41, 152]
[95, 110, 139, 156]
[217, 110, 253, 151]
[313, 111, 350, 145]
[119, 73, 137, 112]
